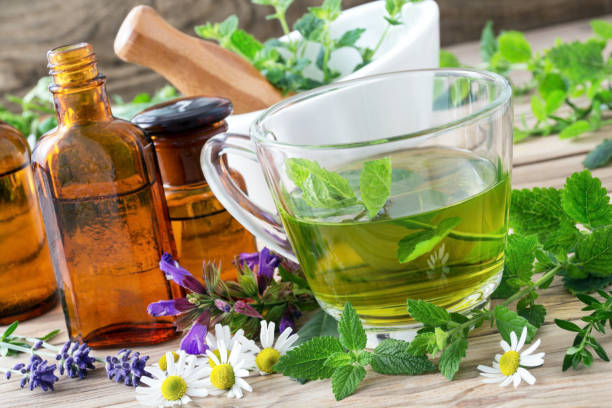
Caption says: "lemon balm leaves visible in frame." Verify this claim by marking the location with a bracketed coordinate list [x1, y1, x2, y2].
[360, 157, 392, 218]
[275, 302, 434, 400]
[561, 170, 612, 229]
[438, 337, 467, 380]
[492, 234, 538, 299]
[497, 31, 532, 63]
[337, 302, 367, 351]
[591, 20, 612, 40]
[407, 299, 451, 326]
[573, 227, 612, 278]
[494, 305, 537, 344]
[510, 187, 568, 239]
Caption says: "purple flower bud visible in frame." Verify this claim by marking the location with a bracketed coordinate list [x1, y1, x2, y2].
[32, 340, 43, 350]
[5, 371, 10, 380]
[234, 300, 263, 318]
[12, 363, 25, 371]
[147, 298, 195, 317]
[280, 312, 295, 333]
[180, 312, 210, 355]
[214, 299, 232, 313]
[237, 252, 259, 271]
[159, 253, 205, 294]
[105, 349, 151, 388]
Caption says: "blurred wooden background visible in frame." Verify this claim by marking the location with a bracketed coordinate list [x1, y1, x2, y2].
[1, 0, 612, 100]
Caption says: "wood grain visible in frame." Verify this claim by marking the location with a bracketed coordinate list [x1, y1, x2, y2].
[2, 14, 612, 408]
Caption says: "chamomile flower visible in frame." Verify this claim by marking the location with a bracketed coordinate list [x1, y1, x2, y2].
[477, 326, 545, 388]
[205, 324, 258, 369]
[201, 341, 252, 399]
[254, 320, 299, 375]
[136, 351, 208, 407]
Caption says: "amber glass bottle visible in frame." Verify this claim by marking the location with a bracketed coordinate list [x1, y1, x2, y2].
[32, 43, 179, 347]
[0, 122, 57, 324]
[132, 97, 256, 282]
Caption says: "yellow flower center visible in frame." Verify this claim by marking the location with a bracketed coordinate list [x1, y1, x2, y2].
[208, 349, 230, 367]
[161, 375, 187, 401]
[158, 352, 179, 371]
[210, 363, 235, 390]
[256, 347, 281, 374]
[499, 350, 520, 376]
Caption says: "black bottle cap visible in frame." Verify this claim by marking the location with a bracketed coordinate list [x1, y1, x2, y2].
[132, 96, 233, 135]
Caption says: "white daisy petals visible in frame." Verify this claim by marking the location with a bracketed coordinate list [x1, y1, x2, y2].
[477, 327, 545, 389]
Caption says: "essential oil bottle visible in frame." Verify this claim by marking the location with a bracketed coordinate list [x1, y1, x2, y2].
[0, 121, 57, 324]
[32, 43, 179, 347]
[132, 97, 257, 282]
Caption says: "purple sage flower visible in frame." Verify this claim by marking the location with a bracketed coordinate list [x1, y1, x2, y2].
[238, 248, 281, 293]
[180, 312, 210, 355]
[147, 298, 195, 317]
[234, 300, 263, 319]
[280, 312, 295, 333]
[214, 299, 231, 313]
[159, 253, 206, 294]
[19, 355, 59, 392]
[105, 349, 151, 387]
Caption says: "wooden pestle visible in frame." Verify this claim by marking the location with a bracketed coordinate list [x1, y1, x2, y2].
[114, 5, 284, 114]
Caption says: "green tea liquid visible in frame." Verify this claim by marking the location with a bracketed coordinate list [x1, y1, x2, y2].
[280, 147, 510, 328]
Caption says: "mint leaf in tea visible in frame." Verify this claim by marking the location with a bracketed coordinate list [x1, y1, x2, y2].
[281, 147, 510, 328]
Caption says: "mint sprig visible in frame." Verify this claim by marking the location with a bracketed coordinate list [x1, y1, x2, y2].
[285, 157, 392, 219]
[275, 302, 434, 401]
[406, 170, 612, 379]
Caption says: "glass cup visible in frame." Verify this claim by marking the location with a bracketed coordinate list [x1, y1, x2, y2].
[202, 69, 512, 346]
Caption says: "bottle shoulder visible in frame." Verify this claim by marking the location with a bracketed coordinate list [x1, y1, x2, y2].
[32, 118, 156, 200]
[0, 122, 30, 175]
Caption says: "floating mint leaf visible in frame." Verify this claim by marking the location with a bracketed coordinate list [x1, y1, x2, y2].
[360, 157, 392, 218]
[337, 302, 367, 351]
[295, 309, 339, 346]
[438, 336, 467, 380]
[561, 170, 612, 229]
[494, 305, 536, 344]
[371, 339, 435, 375]
[407, 299, 450, 326]
[398, 217, 461, 263]
[274, 336, 344, 380]
[286, 158, 357, 209]
[331, 364, 366, 401]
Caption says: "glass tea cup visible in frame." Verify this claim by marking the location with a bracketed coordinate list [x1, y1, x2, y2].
[202, 69, 512, 345]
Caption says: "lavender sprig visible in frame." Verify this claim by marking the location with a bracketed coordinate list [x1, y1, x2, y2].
[55, 341, 96, 379]
[0, 355, 59, 392]
[105, 349, 151, 387]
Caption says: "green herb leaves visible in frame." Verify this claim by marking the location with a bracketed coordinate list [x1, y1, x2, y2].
[275, 302, 434, 400]
[195, 0, 415, 94]
[398, 217, 461, 263]
[561, 170, 612, 229]
[360, 157, 392, 218]
[286, 157, 392, 218]
[286, 158, 357, 209]
[557, 290, 612, 370]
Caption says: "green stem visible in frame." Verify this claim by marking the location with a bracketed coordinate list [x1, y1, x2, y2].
[1, 343, 57, 359]
[397, 219, 505, 242]
[449, 264, 562, 336]
[322, 23, 332, 81]
[372, 25, 391, 57]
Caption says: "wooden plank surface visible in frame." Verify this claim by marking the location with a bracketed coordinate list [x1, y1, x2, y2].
[3, 15, 612, 408]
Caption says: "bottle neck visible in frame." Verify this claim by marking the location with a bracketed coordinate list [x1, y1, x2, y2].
[53, 82, 113, 126]
[47, 43, 113, 127]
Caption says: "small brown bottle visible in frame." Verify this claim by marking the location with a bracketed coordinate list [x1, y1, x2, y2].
[132, 97, 256, 282]
[0, 121, 57, 324]
[32, 43, 180, 347]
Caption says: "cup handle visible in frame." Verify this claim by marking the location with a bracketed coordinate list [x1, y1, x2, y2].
[201, 132, 296, 261]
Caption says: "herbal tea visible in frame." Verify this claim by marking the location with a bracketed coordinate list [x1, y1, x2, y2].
[279, 147, 510, 328]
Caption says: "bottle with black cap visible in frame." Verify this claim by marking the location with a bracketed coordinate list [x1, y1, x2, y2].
[133, 96, 257, 283]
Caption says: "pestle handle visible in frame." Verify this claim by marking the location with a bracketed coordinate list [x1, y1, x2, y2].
[114, 5, 284, 114]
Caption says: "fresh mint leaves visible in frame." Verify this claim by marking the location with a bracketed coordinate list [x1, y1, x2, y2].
[196, 0, 421, 93]
[286, 157, 392, 218]
[360, 157, 392, 218]
[561, 170, 612, 229]
[397, 217, 461, 263]
[275, 302, 434, 400]
[442, 19, 612, 168]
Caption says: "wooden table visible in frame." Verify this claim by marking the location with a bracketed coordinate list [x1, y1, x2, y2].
[3, 15, 612, 408]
